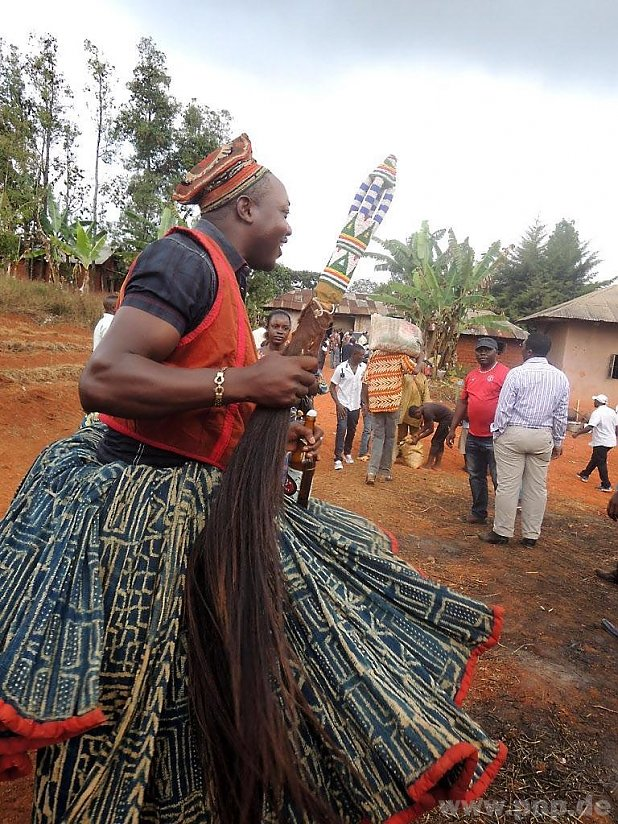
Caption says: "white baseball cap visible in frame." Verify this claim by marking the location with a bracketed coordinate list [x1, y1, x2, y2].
[592, 394, 608, 404]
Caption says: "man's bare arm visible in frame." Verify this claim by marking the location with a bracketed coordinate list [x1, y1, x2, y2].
[80, 306, 318, 418]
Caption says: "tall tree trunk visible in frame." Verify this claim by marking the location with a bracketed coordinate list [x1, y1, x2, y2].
[42, 79, 55, 190]
[92, 75, 103, 230]
[78, 264, 90, 293]
[46, 242, 59, 285]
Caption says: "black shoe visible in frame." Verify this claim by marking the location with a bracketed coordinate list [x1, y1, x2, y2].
[521, 538, 537, 547]
[595, 567, 618, 583]
[479, 530, 509, 545]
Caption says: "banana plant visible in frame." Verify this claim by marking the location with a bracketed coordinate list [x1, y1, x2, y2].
[38, 191, 73, 284]
[157, 204, 186, 239]
[66, 221, 108, 292]
[368, 221, 507, 374]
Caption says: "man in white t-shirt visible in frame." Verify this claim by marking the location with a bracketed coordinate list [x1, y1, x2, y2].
[574, 394, 618, 492]
[329, 343, 366, 470]
[93, 294, 118, 350]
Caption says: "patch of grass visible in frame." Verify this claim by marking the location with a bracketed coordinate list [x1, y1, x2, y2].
[0, 364, 85, 383]
[0, 273, 103, 328]
[0, 341, 89, 353]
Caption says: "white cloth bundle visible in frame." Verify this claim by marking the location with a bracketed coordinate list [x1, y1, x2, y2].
[369, 314, 423, 357]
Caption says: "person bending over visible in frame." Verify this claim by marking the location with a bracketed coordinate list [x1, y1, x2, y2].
[409, 402, 454, 469]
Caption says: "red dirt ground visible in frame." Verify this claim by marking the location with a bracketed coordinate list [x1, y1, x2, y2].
[0, 314, 617, 823]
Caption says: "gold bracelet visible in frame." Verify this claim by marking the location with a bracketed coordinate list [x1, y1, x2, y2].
[213, 367, 228, 407]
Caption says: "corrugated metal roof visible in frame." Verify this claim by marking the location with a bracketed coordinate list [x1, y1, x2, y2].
[269, 288, 312, 307]
[267, 289, 398, 317]
[460, 310, 528, 340]
[94, 244, 116, 265]
[519, 284, 618, 323]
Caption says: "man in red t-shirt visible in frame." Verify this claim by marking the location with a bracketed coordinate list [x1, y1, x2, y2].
[447, 338, 510, 523]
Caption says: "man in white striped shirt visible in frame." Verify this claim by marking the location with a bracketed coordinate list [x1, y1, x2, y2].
[481, 332, 569, 547]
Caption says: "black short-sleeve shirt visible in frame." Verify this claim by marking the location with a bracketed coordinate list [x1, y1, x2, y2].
[121, 218, 249, 336]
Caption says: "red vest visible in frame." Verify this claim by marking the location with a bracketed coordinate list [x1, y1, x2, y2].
[100, 227, 257, 469]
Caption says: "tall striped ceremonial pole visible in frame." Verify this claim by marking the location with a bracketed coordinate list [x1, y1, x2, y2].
[286, 154, 397, 357]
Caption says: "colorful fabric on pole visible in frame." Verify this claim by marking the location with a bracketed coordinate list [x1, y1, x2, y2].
[172, 133, 269, 211]
[318, 155, 397, 307]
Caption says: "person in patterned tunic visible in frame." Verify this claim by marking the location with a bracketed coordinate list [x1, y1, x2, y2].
[362, 351, 418, 484]
[0, 134, 506, 824]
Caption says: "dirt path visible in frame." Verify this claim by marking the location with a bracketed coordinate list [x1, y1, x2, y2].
[0, 317, 616, 823]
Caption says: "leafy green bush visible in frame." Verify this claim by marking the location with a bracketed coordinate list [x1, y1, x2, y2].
[0, 232, 20, 262]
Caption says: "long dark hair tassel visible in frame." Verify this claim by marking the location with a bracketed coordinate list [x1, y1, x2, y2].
[186, 406, 338, 823]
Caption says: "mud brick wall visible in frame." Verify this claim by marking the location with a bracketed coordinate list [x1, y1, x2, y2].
[456, 335, 524, 370]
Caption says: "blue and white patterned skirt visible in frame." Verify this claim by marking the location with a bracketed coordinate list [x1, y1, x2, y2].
[0, 424, 506, 823]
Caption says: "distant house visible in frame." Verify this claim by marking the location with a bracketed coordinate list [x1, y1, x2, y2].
[264, 289, 400, 334]
[519, 284, 618, 408]
[457, 310, 527, 369]
[12, 245, 124, 293]
[89, 245, 125, 293]
[265, 291, 527, 367]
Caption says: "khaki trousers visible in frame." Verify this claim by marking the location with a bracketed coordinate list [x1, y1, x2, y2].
[493, 426, 553, 540]
[368, 411, 399, 476]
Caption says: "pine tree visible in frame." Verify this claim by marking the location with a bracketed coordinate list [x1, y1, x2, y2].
[543, 219, 601, 304]
[490, 220, 548, 321]
[491, 219, 607, 321]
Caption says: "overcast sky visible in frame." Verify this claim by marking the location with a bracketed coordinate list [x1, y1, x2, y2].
[4, 0, 618, 283]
